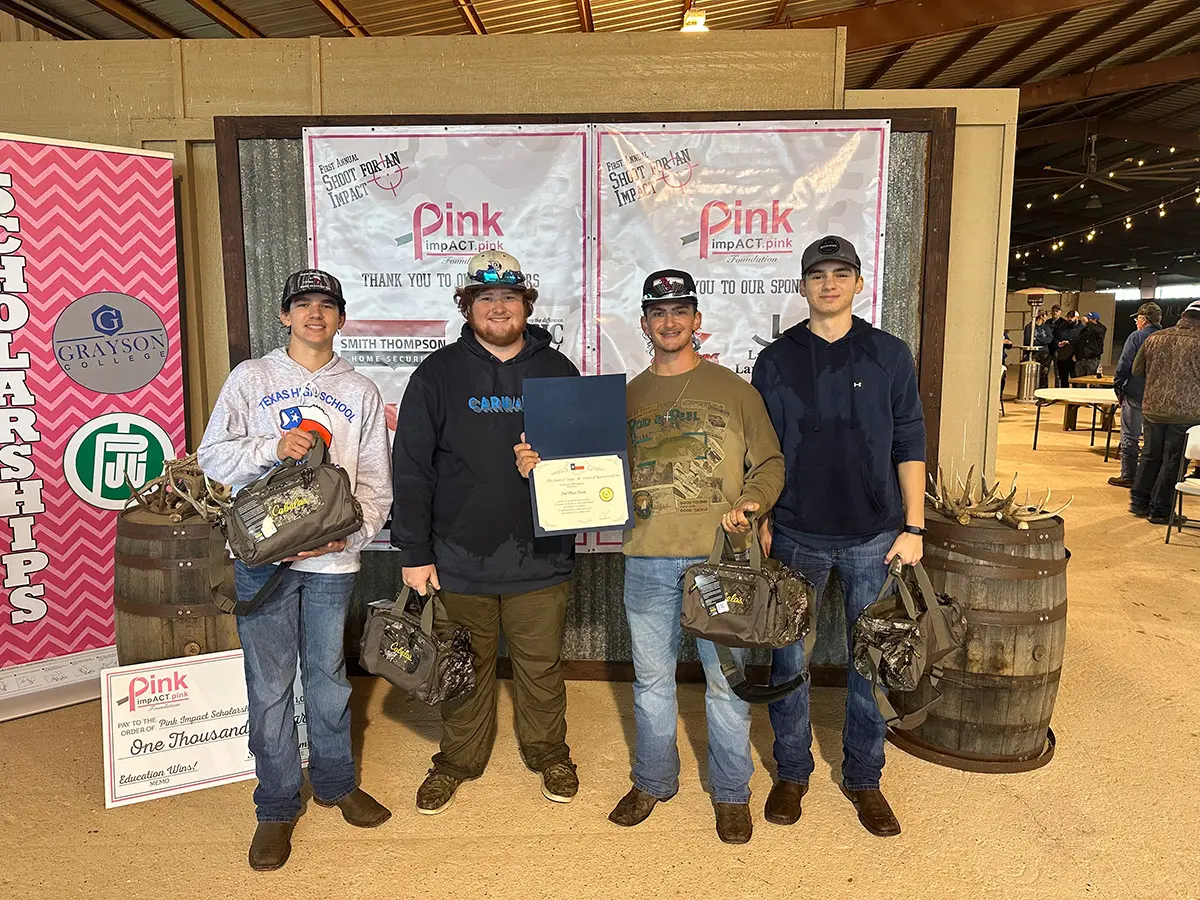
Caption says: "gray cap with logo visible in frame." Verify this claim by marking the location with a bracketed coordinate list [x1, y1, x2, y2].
[801, 235, 862, 275]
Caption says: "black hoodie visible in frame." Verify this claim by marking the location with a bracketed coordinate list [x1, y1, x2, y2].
[751, 316, 926, 541]
[391, 323, 579, 594]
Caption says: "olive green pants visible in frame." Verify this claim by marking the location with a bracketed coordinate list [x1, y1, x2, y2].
[431, 582, 571, 780]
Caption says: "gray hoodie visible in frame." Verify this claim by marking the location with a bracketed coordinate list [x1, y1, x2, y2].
[198, 348, 391, 574]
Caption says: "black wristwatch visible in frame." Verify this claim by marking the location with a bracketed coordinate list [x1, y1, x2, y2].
[902, 525, 927, 536]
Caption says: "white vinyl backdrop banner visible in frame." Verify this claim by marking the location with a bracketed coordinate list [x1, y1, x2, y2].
[303, 120, 890, 551]
[593, 121, 890, 380]
[304, 125, 590, 410]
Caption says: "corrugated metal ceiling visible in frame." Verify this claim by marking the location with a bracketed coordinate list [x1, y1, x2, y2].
[226, 0, 344, 38]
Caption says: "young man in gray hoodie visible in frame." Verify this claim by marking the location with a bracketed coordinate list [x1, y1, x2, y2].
[198, 269, 393, 871]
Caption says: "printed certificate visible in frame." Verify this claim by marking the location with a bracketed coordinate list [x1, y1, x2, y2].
[530, 455, 633, 536]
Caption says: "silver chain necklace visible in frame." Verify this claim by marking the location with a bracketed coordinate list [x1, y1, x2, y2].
[651, 358, 701, 417]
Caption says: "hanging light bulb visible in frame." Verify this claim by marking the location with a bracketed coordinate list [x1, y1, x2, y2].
[1026, 202, 1033, 209]
[1086, 231, 1095, 241]
[1014, 251, 1021, 260]
[1126, 220, 1133, 229]
[1160, 208, 1167, 217]
[1052, 193, 1059, 200]
[1170, 147, 1177, 153]
[1138, 160, 1145, 166]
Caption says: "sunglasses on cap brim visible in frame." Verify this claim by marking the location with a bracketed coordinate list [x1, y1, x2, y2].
[471, 269, 526, 285]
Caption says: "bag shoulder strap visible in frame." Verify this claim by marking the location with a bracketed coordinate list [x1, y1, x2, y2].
[714, 603, 818, 704]
[208, 524, 292, 616]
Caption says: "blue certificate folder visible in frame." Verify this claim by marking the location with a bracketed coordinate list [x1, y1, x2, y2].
[522, 374, 634, 536]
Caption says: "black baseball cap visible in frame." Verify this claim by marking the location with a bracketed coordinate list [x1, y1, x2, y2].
[801, 235, 861, 275]
[281, 269, 345, 312]
[641, 269, 699, 310]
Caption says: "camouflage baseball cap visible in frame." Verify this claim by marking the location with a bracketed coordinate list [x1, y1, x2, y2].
[281, 269, 345, 312]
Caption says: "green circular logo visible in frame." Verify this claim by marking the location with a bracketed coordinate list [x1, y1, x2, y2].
[63, 413, 175, 510]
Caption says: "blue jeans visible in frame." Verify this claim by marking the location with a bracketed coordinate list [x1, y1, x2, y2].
[767, 529, 897, 791]
[1119, 398, 1144, 482]
[623, 556, 753, 805]
[235, 562, 359, 822]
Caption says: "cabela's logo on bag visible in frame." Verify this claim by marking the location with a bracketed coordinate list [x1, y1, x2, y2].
[63, 413, 175, 510]
[52, 292, 169, 394]
[697, 200, 795, 260]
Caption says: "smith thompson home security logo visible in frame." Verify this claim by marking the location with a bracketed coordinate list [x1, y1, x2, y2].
[52, 292, 169, 394]
[64, 413, 175, 510]
[680, 200, 796, 260]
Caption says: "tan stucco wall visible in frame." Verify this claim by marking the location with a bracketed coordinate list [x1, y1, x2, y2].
[0, 32, 845, 443]
[848, 89, 1019, 481]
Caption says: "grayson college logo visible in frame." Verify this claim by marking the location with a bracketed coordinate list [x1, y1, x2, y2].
[63, 413, 175, 510]
[52, 292, 169, 394]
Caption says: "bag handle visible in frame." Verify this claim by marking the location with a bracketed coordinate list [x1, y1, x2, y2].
[395, 583, 444, 637]
[704, 513, 763, 572]
[208, 525, 292, 616]
[238, 432, 331, 496]
[876, 558, 924, 621]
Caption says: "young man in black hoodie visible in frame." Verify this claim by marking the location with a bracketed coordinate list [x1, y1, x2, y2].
[391, 251, 580, 814]
[751, 236, 927, 838]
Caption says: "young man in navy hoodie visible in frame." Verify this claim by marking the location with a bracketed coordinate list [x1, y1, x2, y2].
[391, 251, 580, 815]
[751, 236, 927, 838]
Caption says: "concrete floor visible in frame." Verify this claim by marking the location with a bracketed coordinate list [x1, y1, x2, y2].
[1, 402, 1197, 900]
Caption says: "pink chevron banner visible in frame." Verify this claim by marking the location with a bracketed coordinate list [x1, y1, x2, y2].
[0, 134, 185, 686]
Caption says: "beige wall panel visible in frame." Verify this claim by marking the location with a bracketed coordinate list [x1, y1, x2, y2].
[182, 40, 315, 118]
[847, 89, 1020, 481]
[0, 41, 175, 145]
[319, 32, 841, 114]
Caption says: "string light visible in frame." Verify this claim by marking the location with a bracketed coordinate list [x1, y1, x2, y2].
[1026, 202, 1033, 209]
[1013, 180, 1200, 256]
[1138, 160, 1145, 166]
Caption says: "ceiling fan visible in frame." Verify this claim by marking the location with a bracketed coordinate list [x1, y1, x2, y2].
[1035, 134, 1132, 198]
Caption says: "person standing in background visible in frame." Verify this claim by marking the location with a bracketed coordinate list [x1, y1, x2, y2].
[1130, 300, 1200, 525]
[1109, 302, 1162, 488]
[1076, 312, 1107, 377]
[1053, 310, 1085, 387]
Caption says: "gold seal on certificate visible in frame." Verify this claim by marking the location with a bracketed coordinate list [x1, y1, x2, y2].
[531, 455, 632, 534]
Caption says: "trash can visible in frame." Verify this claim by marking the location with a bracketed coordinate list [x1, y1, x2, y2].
[1017, 360, 1040, 402]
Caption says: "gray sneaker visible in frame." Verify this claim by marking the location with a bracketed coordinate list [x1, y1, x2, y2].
[416, 771, 461, 815]
[540, 761, 579, 803]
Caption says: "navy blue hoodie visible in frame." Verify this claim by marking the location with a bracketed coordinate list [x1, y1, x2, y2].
[751, 316, 926, 541]
[390, 323, 578, 594]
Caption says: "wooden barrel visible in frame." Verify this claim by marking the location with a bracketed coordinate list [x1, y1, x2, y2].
[113, 507, 240, 665]
[886, 514, 1067, 773]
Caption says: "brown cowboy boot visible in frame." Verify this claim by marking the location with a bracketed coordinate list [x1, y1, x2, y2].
[608, 786, 670, 827]
[840, 786, 901, 837]
[713, 802, 753, 844]
[314, 787, 391, 828]
[248, 821, 295, 871]
[764, 781, 808, 826]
